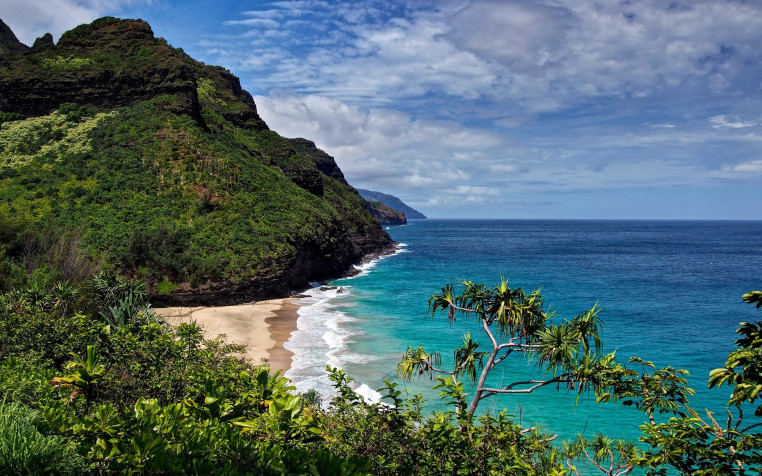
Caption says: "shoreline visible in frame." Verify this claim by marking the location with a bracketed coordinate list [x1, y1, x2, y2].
[155, 298, 300, 371]
[152, 243, 398, 378]
[265, 298, 302, 374]
[150, 242, 399, 308]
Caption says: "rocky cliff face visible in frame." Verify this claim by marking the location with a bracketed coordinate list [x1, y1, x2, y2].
[287, 138, 350, 186]
[0, 17, 393, 305]
[366, 201, 407, 226]
[0, 18, 266, 131]
[357, 189, 427, 219]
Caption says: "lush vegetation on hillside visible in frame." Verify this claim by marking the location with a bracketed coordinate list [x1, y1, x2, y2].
[0, 277, 758, 475]
[366, 201, 406, 226]
[0, 17, 391, 302]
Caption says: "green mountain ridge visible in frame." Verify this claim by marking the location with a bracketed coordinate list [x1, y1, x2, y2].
[365, 201, 406, 226]
[0, 17, 393, 304]
[356, 189, 427, 219]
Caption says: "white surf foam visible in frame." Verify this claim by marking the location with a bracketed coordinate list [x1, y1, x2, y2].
[355, 383, 385, 404]
[346, 243, 408, 279]
[283, 244, 407, 402]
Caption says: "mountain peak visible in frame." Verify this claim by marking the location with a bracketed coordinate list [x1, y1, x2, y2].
[0, 19, 29, 56]
[0, 17, 267, 131]
[0, 16, 392, 304]
[57, 17, 154, 48]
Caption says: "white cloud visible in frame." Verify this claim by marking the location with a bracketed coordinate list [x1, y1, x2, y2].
[727, 160, 762, 173]
[253, 90, 506, 190]
[223, 18, 279, 28]
[453, 186, 499, 196]
[223, 0, 762, 115]
[709, 115, 757, 129]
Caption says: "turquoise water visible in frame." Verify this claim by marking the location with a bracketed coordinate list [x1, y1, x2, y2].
[285, 219, 762, 449]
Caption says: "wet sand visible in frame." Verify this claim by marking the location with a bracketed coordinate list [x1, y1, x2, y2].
[155, 298, 300, 371]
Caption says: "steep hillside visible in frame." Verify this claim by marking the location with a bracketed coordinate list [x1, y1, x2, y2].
[0, 17, 393, 304]
[366, 201, 406, 226]
[0, 19, 27, 56]
[357, 189, 427, 219]
[286, 138, 349, 186]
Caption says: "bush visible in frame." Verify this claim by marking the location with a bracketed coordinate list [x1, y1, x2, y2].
[0, 400, 87, 475]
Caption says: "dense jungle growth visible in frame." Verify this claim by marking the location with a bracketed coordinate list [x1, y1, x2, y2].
[0, 277, 759, 475]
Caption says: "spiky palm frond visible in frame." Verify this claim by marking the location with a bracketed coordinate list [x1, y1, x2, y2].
[453, 334, 488, 383]
[397, 346, 441, 381]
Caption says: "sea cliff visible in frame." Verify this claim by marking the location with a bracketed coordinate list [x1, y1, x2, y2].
[0, 17, 394, 305]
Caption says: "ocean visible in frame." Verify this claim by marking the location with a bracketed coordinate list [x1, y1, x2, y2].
[284, 219, 762, 449]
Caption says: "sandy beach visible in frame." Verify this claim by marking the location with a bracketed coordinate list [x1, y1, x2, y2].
[155, 298, 299, 373]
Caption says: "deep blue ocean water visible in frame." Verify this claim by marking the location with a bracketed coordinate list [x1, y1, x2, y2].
[285, 219, 762, 453]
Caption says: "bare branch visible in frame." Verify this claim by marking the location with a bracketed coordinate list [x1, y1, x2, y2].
[740, 420, 762, 433]
[734, 407, 743, 431]
[483, 318, 498, 349]
[537, 434, 558, 444]
[491, 348, 514, 368]
[481, 375, 572, 398]
[446, 301, 483, 317]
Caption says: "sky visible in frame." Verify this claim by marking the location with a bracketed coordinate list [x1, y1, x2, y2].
[3, 0, 762, 219]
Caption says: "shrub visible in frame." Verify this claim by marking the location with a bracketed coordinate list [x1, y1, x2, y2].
[0, 399, 87, 475]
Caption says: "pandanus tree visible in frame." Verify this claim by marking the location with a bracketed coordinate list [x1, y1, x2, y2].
[397, 278, 612, 416]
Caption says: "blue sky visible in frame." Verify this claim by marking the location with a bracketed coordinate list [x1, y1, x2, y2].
[4, 0, 762, 219]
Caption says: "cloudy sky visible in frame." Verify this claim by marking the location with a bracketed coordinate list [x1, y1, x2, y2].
[4, 0, 762, 219]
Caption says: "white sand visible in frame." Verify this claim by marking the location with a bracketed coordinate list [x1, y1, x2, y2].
[155, 299, 287, 366]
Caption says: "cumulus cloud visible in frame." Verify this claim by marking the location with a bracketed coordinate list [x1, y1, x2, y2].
[253, 90, 508, 191]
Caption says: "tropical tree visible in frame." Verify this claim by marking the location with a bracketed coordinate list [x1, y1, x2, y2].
[397, 278, 612, 417]
[563, 433, 640, 476]
[632, 290, 762, 475]
[573, 290, 762, 475]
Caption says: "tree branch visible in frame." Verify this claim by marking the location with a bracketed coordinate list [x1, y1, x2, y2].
[481, 375, 572, 399]
[491, 342, 539, 368]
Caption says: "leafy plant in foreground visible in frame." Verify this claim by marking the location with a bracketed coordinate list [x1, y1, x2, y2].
[0, 399, 86, 475]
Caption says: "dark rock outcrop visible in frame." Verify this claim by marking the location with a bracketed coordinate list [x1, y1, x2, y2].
[287, 138, 350, 186]
[366, 201, 407, 226]
[0, 17, 267, 132]
[31, 33, 54, 51]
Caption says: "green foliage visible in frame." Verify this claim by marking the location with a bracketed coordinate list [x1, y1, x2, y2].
[0, 32, 387, 296]
[0, 399, 87, 475]
[40, 56, 94, 71]
[709, 316, 762, 416]
[1, 276, 761, 474]
[0, 111, 20, 125]
[155, 277, 178, 295]
[406, 278, 610, 415]
[0, 357, 59, 407]
[0, 109, 115, 169]
[563, 433, 639, 476]
[50, 345, 106, 405]
[321, 367, 567, 475]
